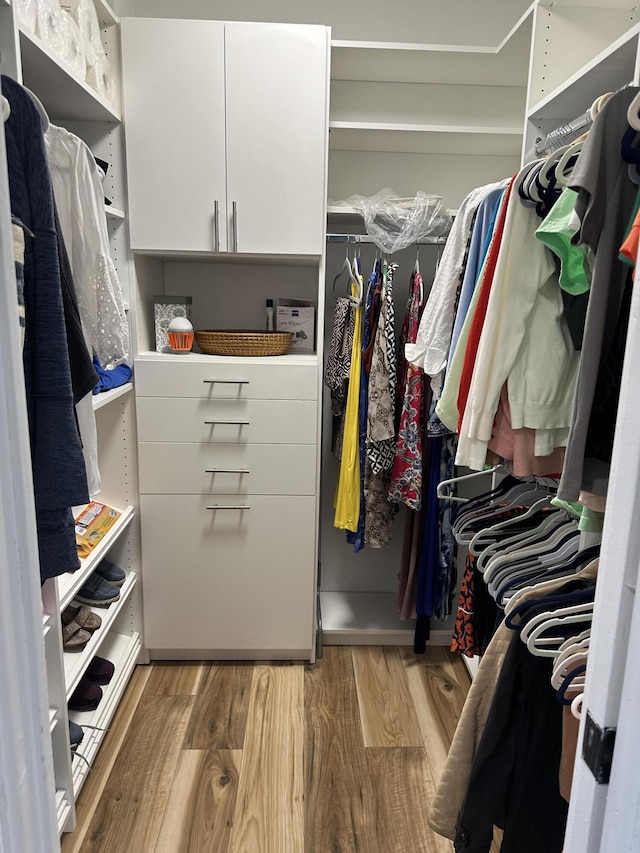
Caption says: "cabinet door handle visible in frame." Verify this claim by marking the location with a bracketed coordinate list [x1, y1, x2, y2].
[203, 379, 250, 385]
[213, 199, 220, 252]
[206, 504, 250, 510]
[232, 201, 238, 252]
[205, 468, 250, 474]
[204, 420, 249, 426]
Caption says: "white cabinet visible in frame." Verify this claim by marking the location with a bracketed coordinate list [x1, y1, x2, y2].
[121, 19, 227, 253]
[135, 356, 320, 659]
[122, 19, 329, 256]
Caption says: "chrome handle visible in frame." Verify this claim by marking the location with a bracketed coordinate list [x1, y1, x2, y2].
[203, 379, 250, 385]
[206, 504, 250, 510]
[213, 200, 219, 251]
[232, 201, 238, 252]
[205, 468, 250, 474]
[204, 420, 249, 425]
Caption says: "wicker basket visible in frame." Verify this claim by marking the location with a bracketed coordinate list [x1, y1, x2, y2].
[194, 329, 293, 357]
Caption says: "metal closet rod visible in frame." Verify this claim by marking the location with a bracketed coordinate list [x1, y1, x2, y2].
[535, 80, 634, 156]
[326, 233, 447, 245]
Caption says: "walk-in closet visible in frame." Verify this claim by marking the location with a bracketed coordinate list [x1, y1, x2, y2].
[2, 0, 640, 851]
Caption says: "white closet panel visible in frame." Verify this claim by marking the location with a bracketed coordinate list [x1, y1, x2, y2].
[121, 18, 227, 252]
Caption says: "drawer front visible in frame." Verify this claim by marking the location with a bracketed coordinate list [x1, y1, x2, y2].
[136, 397, 317, 444]
[135, 358, 318, 400]
[138, 442, 317, 495]
[140, 494, 316, 651]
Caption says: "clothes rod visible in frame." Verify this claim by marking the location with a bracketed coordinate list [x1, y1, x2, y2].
[535, 81, 634, 156]
[326, 233, 447, 245]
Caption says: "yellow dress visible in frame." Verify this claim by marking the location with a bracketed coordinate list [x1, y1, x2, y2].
[334, 275, 363, 532]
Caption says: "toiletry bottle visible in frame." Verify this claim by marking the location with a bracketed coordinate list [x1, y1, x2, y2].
[266, 298, 274, 332]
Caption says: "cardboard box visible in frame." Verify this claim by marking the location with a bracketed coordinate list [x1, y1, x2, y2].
[276, 299, 315, 353]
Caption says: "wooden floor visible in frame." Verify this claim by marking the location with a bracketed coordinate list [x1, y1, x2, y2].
[61, 646, 481, 853]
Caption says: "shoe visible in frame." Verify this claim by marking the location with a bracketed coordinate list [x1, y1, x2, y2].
[62, 604, 102, 633]
[85, 656, 115, 686]
[62, 621, 91, 651]
[68, 677, 103, 712]
[95, 559, 126, 588]
[75, 573, 120, 607]
[69, 720, 84, 752]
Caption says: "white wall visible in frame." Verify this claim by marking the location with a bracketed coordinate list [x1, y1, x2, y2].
[115, 0, 531, 47]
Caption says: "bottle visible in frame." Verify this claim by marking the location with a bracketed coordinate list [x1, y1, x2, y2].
[265, 298, 274, 332]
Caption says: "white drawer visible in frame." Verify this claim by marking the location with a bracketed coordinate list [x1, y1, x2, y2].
[136, 397, 317, 444]
[138, 442, 317, 495]
[140, 493, 316, 652]
[135, 357, 318, 400]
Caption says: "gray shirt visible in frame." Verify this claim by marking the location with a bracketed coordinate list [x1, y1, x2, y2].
[558, 87, 638, 500]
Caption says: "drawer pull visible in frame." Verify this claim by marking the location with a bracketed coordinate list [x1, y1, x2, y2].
[206, 504, 250, 510]
[205, 468, 250, 474]
[204, 420, 250, 426]
[203, 379, 250, 385]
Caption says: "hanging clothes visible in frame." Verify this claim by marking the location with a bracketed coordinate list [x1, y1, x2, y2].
[324, 295, 355, 459]
[389, 270, 426, 510]
[334, 275, 363, 533]
[3, 74, 89, 582]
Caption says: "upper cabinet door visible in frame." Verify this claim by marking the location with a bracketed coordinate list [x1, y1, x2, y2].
[122, 19, 227, 253]
[224, 23, 329, 256]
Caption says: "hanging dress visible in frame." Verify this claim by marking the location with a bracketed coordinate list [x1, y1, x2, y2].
[334, 273, 363, 532]
[388, 270, 426, 510]
[324, 295, 355, 459]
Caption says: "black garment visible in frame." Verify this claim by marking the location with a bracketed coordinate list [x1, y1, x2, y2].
[560, 289, 589, 351]
[54, 205, 99, 403]
[3, 75, 89, 582]
[454, 632, 568, 853]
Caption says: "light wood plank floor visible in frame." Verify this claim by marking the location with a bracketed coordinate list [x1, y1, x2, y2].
[62, 647, 493, 853]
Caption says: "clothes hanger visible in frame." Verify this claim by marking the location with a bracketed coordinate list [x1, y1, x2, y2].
[332, 242, 355, 300]
[0, 95, 10, 123]
[482, 518, 579, 578]
[556, 665, 587, 704]
[437, 465, 504, 505]
[504, 559, 599, 615]
[488, 535, 583, 602]
[551, 650, 589, 690]
[469, 497, 555, 557]
[523, 605, 594, 653]
[455, 481, 551, 538]
[627, 89, 640, 130]
[475, 510, 567, 572]
[555, 137, 587, 187]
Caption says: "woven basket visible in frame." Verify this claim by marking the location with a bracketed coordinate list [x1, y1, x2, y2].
[194, 329, 293, 357]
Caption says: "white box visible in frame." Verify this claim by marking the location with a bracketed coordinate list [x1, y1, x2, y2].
[276, 302, 315, 353]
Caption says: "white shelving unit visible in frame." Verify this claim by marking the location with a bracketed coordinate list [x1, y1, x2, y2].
[92, 381, 133, 411]
[0, 0, 141, 836]
[58, 504, 135, 612]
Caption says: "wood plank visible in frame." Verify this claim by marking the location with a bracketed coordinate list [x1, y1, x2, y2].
[402, 647, 470, 784]
[155, 750, 241, 853]
[183, 663, 253, 750]
[79, 694, 193, 852]
[61, 665, 150, 853]
[230, 666, 304, 853]
[145, 662, 204, 696]
[352, 646, 423, 747]
[304, 646, 380, 853]
[366, 748, 453, 853]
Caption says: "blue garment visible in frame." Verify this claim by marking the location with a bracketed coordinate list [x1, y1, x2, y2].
[3, 75, 89, 582]
[446, 188, 504, 373]
[416, 435, 443, 617]
[347, 264, 377, 552]
[92, 354, 133, 393]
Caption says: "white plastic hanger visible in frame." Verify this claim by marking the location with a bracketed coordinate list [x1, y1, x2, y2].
[525, 609, 594, 657]
[504, 560, 598, 615]
[476, 511, 567, 574]
[0, 95, 10, 123]
[469, 496, 554, 557]
[627, 89, 640, 130]
[555, 139, 586, 188]
[437, 465, 503, 504]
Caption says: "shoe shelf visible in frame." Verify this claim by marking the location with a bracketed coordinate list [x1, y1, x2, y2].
[70, 629, 141, 798]
[56, 789, 73, 835]
[92, 382, 133, 412]
[63, 571, 138, 699]
[58, 504, 135, 612]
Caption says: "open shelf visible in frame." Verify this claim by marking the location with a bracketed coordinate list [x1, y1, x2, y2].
[57, 504, 135, 612]
[94, 0, 119, 26]
[18, 26, 121, 122]
[105, 205, 126, 220]
[63, 571, 137, 699]
[329, 122, 523, 156]
[70, 630, 141, 798]
[137, 350, 318, 366]
[527, 24, 639, 122]
[92, 382, 133, 412]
